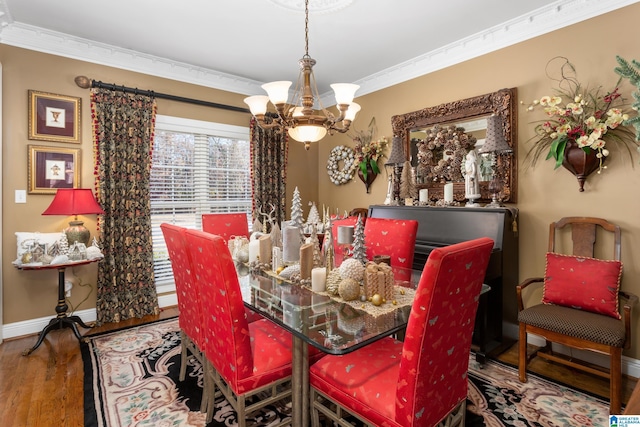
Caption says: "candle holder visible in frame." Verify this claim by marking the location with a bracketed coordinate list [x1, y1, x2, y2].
[336, 225, 355, 260]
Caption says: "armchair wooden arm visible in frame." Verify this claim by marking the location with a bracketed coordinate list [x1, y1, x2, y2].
[516, 277, 544, 312]
[620, 290, 638, 350]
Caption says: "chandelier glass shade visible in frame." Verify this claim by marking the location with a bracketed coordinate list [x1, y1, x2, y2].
[244, 0, 360, 150]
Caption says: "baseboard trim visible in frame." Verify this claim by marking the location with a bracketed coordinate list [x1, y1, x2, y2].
[2, 292, 178, 340]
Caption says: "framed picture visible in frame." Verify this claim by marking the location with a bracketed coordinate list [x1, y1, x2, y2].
[28, 145, 80, 194]
[28, 90, 81, 143]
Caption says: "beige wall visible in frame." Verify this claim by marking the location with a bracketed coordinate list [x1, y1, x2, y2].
[2, 3, 640, 359]
[318, 4, 640, 359]
[0, 45, 315, 324]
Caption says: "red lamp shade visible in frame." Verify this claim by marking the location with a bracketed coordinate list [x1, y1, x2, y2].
[42, 189, 105, 245]
[42, 188, 105, 216]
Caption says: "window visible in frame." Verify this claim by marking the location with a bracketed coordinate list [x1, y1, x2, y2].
[150, 115, 251, 293]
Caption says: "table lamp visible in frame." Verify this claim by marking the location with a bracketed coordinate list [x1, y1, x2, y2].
[42, 188, 105, 245]
[478, 115, 513, 207]
[384, 136, 407, 205]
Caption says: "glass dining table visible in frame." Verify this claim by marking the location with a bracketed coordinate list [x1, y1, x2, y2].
[236, 263, 423, 427]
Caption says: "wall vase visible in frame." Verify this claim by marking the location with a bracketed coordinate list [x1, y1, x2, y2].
[562, 140, 602, 192]
[357, 164, 377, 193]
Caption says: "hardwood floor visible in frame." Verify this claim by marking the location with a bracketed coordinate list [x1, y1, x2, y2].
[0, 307, 637, 426]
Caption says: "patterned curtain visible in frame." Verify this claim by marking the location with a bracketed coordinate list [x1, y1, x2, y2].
[250, 117, 289, 229]
[91, 88, 159, 325]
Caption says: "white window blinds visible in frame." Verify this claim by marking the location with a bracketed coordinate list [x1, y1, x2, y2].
[150, 115, 251, 292]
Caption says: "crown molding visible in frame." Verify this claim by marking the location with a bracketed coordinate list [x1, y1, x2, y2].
[0, 21, 265, 96]
[0, 0, 637, 102]
[323, 0, 639, 104]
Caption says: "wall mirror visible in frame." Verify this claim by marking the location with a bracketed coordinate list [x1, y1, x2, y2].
[391, 88, 517, 203]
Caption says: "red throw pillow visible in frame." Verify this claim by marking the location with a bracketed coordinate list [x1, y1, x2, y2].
[542, 252, 622, 319]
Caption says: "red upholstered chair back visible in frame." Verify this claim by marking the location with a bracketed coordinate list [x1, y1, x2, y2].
[364, 217, 419, 270]
[395, 237, 493, 426]
[202, 212, 250, 241]
[185, 229, 253, 390]
[160, 223, 203, 349]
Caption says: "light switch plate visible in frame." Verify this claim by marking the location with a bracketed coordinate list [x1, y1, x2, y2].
[15, 189, 27, 203]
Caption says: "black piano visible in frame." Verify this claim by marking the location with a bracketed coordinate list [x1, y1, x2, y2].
[368, 204, 519, 362]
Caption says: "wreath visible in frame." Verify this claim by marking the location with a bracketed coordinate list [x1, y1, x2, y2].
[326, 145, 357, 185]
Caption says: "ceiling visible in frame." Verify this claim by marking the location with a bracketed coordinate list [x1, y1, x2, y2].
[0, 0, 636, 103]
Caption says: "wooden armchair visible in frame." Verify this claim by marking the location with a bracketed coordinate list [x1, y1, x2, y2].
[517, 217, 637, 414]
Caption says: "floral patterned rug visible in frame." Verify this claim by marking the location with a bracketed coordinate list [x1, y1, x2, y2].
[82, 318, 610, 427]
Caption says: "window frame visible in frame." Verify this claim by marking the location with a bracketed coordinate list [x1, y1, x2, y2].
[151, 114, 251, 294]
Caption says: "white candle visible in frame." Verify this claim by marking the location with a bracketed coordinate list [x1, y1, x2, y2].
[248, 239, 260, 263]
[444, 182, 454, 203]
[258, 234, 272, 264]
[337, 225, 354, 245]
[419, 188, 429, 203]
[272, 247, 283, 271]
[283, 226, 301, 263]
[311, 267, 327, 292]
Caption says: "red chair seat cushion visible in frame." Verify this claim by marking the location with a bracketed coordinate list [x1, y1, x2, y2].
[542, 252, 622, 319]
[310, 338, 403, 427]
[233, 318, 293, 394]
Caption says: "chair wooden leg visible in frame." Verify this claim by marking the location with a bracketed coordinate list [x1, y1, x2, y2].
[610, 347, 622, 415]
[518, 323, 528, 383]
[179, 331, 188, 382]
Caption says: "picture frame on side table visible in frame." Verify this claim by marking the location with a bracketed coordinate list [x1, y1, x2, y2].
[28, 145, 80, 194]
[28, 90, 81, 143]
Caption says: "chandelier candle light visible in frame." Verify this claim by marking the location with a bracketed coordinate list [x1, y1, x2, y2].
[244, 0, 360, 150]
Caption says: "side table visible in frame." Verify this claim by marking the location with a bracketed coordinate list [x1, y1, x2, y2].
[15, 258, 99, 356]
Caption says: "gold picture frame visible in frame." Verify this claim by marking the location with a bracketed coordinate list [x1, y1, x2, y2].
[28, 145, 80, 194]
[28, 90, 81, 143]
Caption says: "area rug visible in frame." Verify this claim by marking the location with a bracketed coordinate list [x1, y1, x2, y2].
[82, 318, 610, 427]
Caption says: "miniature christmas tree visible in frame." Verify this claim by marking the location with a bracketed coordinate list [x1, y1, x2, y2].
[270, 222, 282, 248]
[322, 208, 335, 272]
[291, 187, 304, 230]
[305, 202, 322, 233]
[352, 215, 367, 264]
[615, 56, 640, 141]
[399, 160, 417, 200]
[252, 216, 263, 236]
[309, 223, 322, 267]
[58, 232, 69, 255]
[290, 187, 305, 242]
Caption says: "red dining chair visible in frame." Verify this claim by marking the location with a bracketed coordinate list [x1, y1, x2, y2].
[160, 223, 208, 411]
[364, 217, 419, 270]
[185, 229, 293, 426]
[202, 212, 250, 241]
[310, 237, 494, 427]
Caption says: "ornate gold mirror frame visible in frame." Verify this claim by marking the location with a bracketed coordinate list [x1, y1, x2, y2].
[391, 88, 518, 203]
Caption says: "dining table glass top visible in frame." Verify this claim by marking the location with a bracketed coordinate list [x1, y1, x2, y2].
[236, 263, 423, 355]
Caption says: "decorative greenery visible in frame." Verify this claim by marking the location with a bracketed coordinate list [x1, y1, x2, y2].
[326, 145, 357, 185]
[525, 57, 639, 173]
[351, 117, 388, 180]
[615, 56, 640, 141]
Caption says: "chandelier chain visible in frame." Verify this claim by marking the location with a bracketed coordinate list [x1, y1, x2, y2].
[304, 0, 310, 57]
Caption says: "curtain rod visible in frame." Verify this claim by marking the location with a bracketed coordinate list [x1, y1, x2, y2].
[74, 75, 250, 114]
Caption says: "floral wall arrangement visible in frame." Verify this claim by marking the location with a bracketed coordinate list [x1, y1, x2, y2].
[524, 56, 640, 191]
[350, 117, 388, 193]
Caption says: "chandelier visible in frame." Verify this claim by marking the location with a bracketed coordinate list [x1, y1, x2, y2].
[244, 0, 360, 150]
